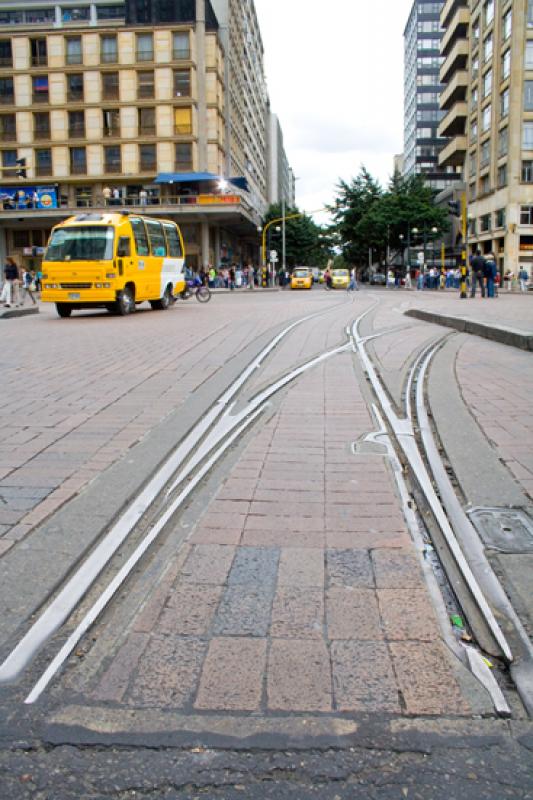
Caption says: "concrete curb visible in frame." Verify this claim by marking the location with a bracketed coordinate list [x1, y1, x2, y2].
[404, 309, 533, 351]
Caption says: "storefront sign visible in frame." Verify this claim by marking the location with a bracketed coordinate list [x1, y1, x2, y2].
[0, 185, 58, 210]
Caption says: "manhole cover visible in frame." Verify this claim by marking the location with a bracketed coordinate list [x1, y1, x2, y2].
[468, 507, 533, 554]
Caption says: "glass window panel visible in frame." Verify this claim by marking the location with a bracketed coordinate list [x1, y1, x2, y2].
[145, 219, 167, 256]
[130, 218, 149, 256]
[163, 222, 182, 257]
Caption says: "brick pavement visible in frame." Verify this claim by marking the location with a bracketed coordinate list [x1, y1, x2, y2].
[88, 351, 470, 719]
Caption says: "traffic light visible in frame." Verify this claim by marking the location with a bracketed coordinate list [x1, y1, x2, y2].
[448, 200, 460, 216]
[15, 157, 26, 178]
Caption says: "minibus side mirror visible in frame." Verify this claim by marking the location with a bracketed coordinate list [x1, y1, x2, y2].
[117, 237, 131, 257]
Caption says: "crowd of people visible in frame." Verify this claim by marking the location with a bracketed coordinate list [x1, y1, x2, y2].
[1, 258, 40, 307]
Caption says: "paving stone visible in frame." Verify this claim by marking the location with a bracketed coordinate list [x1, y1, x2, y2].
[326, 549, 374, 588]
[199, 512, 247, 530]
[372, 549, 425, 589]
[159, 583, 224, 636]
[180, 544, 235, 585]
[213, 583, 275, 637]
[378, 588, 440, 641]
[249, 500, 324, 517]
[326, 587, 383, 641]
[331, 640, 400, 713]
[195, 637, 267, 711]
[267, 639, 332, 712]
[227, 546, 279, 586]
[277, 547, 324, 587]
[127, 635, 206, 708]
[93, 633, 150, 702]
[326, 514, 406, 531]
[242, 529, 326, 548]
[188, 526, 242, 545]
[270, 587, 324, 639]
[390, 641, 470, 716]
[216, 480, 257, 500]
[245, 515, 324, 532]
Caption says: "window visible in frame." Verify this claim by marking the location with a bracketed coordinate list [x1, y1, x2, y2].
[139, 143, 156, 171]
[529, 0, 533, 28]
[138, 107, 155, 135]
[523, 121, 533, 149]
[469, 151, 477, 175]
[480, 138, 490, 166]
[136, 33, 153, 62]
[33, 111, 50, 140]
[32, 75, 49, 103]
[480, 213, 491, 232]
[46, 226, 114, 261]
[174, 107, 192, 134]
[1, 149, 17, 175]
[0, 10, 22, 24]
[501, 87, 509, 116]
[520, 205, 533, 224]
[173, 31, 190, 59]
[472, 54, 479, 78]
[163, 222, 182, 257]
[31, 39, 47, 67]
[66, 37, 82, 64]
[0, 77, 14, 105]
[472, 19, 480, 43]
[471, 86, 478, 109]
[482, 104, 491, 131]
[497, 164, 507, 187]
[97, 5, 124, 19]
[485, 0, 494, 26]
[496, 208, 506, 227]
[501, 50, 510, 81]
[526, 41, 533, 69]
[101, 35, 118, 63]
[35, 148, 52, 176]
[0, 40, 12, 67]
[68, 110, 85, 137]
[0, 113, 16, 141]
[104, 144, 121, 173]
[499, 126, 508, 155]
[103, 109, 120, 136]
[480, 174, 490, 194]
[70, 146, 86, 174]
[131, 217, 149, 256]
[102, 72, 119, 100]
[522, 160, 533, 182]
[26, 8, 55, 24]
[67, 73, 84, 101]
[483, 69, 492, 98]
[525, 81, 533, 112]
[145, 219, 167, 256]
[175, 142, 192, 170]
[62, 6, 90, 22]
[174, 69, 190, 97]
[471, 119, 478, 141]
[137, 71, 154, 98]
[502, 9, 512, 40]
[483, 34, 493, 62]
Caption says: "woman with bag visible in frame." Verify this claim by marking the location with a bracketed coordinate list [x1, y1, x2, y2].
[20, 266, 37, 305]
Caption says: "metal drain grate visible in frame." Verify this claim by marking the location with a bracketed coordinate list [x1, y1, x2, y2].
[468, 507, 533, 554]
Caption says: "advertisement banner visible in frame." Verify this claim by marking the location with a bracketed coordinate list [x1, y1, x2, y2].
[0, 185, 58, 210]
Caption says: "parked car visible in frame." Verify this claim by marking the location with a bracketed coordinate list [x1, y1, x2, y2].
[370, 272, 387, 285]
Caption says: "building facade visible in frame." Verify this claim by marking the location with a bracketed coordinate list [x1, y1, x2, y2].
[439, 0, 533, 275]
[404, 0, 459, 190]
[0, 0, 285, 274]
[266, 112, 292, 207]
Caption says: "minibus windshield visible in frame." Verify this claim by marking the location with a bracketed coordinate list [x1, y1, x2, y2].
[45, 226, 115, 262]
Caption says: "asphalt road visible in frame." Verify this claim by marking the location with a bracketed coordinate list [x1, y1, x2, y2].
[0, 287, 532, 798]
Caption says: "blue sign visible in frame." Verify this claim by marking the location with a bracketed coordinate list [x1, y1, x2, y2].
[0, 185, 58, 210]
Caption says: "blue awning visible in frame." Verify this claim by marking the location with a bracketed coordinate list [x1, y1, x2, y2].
[154, 172, 249, 192]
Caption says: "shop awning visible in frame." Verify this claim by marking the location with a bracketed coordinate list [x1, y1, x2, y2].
[154, 172, 249, 192]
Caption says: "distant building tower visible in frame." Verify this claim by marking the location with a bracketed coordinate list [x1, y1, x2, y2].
[403, 0, 457, 190]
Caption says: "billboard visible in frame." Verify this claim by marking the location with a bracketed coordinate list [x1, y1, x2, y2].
[0, 186, 58, 210]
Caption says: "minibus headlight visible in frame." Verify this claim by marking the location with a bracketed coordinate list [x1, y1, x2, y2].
[95, 283, 102, 288]
[103, 283, 111, 288]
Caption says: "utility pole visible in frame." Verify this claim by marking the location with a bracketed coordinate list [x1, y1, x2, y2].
[460, 193, 468, 299]
[281, 197, 286, 275]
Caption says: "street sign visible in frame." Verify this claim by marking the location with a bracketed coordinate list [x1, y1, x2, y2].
[417, 252, 424, 264]
[270, 250, 278, 263]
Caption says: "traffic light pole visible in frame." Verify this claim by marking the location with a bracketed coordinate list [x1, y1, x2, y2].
[460, 192, 468, 299]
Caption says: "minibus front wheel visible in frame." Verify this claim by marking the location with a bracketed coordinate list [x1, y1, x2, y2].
[56, 303, 72, 318]
[115, 286, 135, 316]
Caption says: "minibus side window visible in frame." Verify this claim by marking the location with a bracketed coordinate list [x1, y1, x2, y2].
[145, 219, 167, 257]
[117, 236, 131, 257]
[130, 218, 149, 256]
[163, 223, 182, 258]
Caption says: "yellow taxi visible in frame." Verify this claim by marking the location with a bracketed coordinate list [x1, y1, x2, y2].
[331, 268, 350, 289]
[291, 267, 313, 290]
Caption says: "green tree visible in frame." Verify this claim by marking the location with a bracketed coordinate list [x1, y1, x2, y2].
[327, 167, 382, 267]
[263, 204, 323, 268]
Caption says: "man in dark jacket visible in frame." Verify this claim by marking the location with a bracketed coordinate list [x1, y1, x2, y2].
[3, 257, 19, 307]
[470, 250, 486, 298]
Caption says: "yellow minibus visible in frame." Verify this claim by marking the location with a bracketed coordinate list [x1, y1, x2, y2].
[41, 212, 186, 317]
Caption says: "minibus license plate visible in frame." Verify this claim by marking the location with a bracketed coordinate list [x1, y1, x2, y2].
[69, 292, 80, 299]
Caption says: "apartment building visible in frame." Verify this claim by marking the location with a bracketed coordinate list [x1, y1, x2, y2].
[0, 0, 281, 273]
[439, 0, 533, 274]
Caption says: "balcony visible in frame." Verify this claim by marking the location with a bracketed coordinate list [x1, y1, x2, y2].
[440, 70, 468, 110]
[441, 7, 469, 57]
[438, 135, 467, 168]
[440, 39, 469, 84]
[441, 0, 466, 30]
[438, 102, 467, 137]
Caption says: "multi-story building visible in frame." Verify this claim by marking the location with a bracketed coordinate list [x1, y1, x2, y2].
[439, 0, 533, 275]
[266, 112, 292, 207]
[0, 0, 284, 275]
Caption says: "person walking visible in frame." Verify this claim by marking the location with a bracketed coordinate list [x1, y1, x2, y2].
[102, 186, 111, 206]
[485, 253, 497, 298]
[518, 266, 529, 293]
[504, 269, 513, 291]
[2, 256, 19, 307]
[347, 267, 358, 292]
[229, 265, 236, 290]
[470, 250, 486, 298]
[20, 266, 37, 305]
[139, 188, 148, 206]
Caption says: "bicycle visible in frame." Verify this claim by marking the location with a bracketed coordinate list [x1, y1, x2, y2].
[179, 277, 211, 303]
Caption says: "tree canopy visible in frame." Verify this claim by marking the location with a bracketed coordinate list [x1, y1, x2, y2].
[263, 203, 331, 269]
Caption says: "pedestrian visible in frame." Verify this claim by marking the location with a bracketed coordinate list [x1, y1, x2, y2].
[416, 269, 424, 290]
[248, 263, 255, 290]
[518, 266, 529, 293]
[229, 265, 236, 290]
[485, 253, 497, 298]
[102, 186, 111, 206]
[347, 267, 358, 292]
[404, 270, 412, 289]
[139, 188, 148, 206]
[208, 265, 216, 288]
[504, 269, 513, 291]
[2, 256, 19, 307]
[470, 249, 486, 298]
[324, 266, 332, 289]
[20, 266, 37, 305]
[32, 191, 39, 209]
[112, 187, 120, 205]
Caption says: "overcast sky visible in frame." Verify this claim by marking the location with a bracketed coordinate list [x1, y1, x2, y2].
[254, 0, 414, 223]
